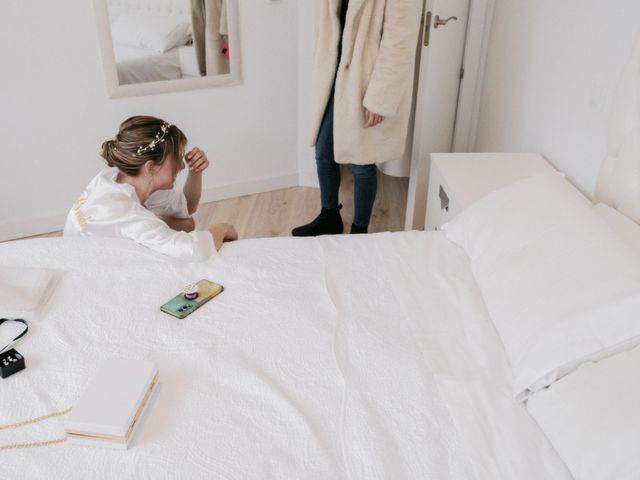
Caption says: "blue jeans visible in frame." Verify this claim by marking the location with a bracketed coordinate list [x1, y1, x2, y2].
[316, 91, 377, 228]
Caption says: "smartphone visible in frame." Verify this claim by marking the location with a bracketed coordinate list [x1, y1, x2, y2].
[160, 279, 224, 319]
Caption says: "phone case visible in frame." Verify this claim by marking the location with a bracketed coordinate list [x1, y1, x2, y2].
[160, 279, 224, 319]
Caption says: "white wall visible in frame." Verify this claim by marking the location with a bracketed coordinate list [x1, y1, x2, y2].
[0, 0, 300, 241]
[297, 4, 319, 188]
[475, 0, 640, 196]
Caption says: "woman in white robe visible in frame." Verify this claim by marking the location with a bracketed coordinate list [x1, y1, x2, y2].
[64, 116, 237, 262]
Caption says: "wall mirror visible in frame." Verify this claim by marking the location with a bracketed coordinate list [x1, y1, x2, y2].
[93, 0, 241, 98]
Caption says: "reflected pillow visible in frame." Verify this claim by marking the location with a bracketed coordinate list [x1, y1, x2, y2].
[442, 172, 640, 401]
[111, 14, 190, 53]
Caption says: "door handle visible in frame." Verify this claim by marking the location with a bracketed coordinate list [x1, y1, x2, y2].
[434, 15, 458, 28]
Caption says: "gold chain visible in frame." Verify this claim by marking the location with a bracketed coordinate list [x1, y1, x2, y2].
[0, 407, 71, 451]
[0, 436, 67, 451]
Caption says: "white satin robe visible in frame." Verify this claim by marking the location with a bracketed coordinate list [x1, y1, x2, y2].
[64, 168, 215, 262]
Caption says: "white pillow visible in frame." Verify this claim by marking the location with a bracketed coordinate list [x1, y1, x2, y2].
[442, 172, 640, 401]
[527, 345, 640, 480]
[593, 202, 640, 254]
[111, 14, 189, 53]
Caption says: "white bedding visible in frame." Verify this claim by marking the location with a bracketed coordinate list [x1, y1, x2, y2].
[527, 345, 640, 480]
[114, 44, 182, 85]
[443, 172, 640, 401]
[0, 232, 571, 479]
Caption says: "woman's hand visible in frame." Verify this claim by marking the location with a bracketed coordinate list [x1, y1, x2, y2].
[185, 147, 210, 174]
[209, 223, 238, 251]
[363, 108, 385, 128]
[183, 148, 207, 214]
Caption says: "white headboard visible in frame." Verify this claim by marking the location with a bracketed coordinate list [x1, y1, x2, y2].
[106, 0, 191, 22]
[594, 33, 640, 223]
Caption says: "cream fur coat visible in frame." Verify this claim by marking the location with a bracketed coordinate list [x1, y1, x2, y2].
[310, 0, 422, 165]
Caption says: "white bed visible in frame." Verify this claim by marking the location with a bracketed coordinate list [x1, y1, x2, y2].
[3, 22, 640, 480]
[3, 176, 640, 479]
[0, 232, 572, 479]
[114, 45, 182, 85]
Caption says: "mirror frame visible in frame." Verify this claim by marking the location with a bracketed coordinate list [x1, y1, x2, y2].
[93, 0, 242, 98]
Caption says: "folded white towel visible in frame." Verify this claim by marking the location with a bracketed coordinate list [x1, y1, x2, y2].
[0, 267, 59, 318]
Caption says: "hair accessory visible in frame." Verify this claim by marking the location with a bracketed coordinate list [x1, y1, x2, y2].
[182, 283, 199, 300]
[132, 122, 171, 157]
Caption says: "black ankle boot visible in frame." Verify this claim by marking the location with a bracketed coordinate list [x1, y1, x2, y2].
[350, 223, 368, 234]
[292, 205, 344, 236]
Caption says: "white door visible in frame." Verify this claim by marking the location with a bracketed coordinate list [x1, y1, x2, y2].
[404, 0, 470, 230]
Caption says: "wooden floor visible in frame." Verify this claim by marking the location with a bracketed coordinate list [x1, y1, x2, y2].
[23, 167, 408, 240]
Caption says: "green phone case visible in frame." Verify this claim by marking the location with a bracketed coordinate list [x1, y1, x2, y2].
[160, 279, 224, 319]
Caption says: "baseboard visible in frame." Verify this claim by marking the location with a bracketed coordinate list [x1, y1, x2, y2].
[297, 170, 319, 188]
[1, 172, 301, 242]
[1, 214, 68, 243]
[199, 172, 300, 203]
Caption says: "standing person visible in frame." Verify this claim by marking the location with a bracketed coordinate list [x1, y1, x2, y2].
[292, 0, 422, 236]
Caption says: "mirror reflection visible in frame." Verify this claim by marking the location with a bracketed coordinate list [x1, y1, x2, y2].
[106, 0, 230, 86]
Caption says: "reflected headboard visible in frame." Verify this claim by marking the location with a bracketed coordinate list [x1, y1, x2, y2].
[594, 33, 640, 224]
[106, 0, 191, 22]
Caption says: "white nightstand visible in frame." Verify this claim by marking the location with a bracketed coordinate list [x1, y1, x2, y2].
[178, 46, 201, 79]
[425, 153, 556, 231]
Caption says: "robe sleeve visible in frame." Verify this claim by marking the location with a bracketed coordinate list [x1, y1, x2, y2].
[117, 204, 215, 262]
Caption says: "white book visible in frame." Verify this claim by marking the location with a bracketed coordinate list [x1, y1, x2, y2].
[65, 359, 159, 449]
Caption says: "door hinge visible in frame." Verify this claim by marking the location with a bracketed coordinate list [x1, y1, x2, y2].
[459, 67, 465, 80]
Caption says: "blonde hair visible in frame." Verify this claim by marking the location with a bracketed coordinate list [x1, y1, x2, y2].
[101, 116, 187, 176]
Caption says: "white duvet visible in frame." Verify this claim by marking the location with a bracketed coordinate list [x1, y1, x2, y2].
[114, 45, 182, 85]
[0, 232, 571, 480]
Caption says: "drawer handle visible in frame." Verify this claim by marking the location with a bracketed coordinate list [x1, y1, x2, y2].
[439, 185, 449, 212]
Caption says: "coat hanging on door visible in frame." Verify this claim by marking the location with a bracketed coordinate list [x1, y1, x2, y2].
[191, 0, 229, 76]
[310, 0, 422, 168]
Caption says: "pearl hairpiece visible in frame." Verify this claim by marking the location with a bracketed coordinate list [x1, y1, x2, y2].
[132, 122, 171, 157]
